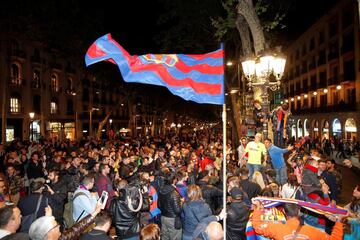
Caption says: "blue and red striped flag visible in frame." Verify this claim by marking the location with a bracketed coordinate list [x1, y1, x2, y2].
[85, 34, 224, 105]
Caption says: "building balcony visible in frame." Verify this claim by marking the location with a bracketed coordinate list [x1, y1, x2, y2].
[9, 77, 26, 87]
[8, 107, 24, 115]
[292, 103, 356, 115]
[30, 55, 41, 64]
[9, 49, 26, 59]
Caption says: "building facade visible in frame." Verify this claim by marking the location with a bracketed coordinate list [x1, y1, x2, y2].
[0, 32, 135, 142]
[283, 0, 360, 141]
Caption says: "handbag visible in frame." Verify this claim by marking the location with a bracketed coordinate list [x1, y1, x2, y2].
[20, 194, 43, 232]
[174, 215, 182, 230]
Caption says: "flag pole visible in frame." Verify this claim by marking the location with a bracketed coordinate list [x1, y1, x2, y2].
[221, 42, 227, 239]
[222, 103, 227, 239]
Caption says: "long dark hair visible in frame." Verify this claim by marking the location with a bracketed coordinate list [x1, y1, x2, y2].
[350, 185, 360, 212]
[287, 173, 299, 188]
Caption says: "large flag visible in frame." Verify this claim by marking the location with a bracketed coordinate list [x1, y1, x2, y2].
[85, 34, 224, 105]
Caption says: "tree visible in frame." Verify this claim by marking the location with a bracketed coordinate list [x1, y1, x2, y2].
[211, 0, 294, 141]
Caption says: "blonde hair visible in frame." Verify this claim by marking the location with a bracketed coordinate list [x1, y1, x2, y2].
[187, 184, 203, 201]
[140, 223, 160, 240]
[252, 171, 265, 189]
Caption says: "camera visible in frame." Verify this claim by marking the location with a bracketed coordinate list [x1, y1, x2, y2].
[42, 184, 48, 192]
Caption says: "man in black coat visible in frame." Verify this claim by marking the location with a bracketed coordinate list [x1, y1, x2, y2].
[226, 187, 250, 240]
[26, 152, 45, 181]
[239, 167, 261, 200]
[80, 211, 112, 240]
[46, 169, 68, 224]
[158, 171, 182, 240]
[110, 179, 145, 240]
[196, 171, 223, 214]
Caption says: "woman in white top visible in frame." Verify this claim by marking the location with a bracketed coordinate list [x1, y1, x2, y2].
[280, 173, 300, 199]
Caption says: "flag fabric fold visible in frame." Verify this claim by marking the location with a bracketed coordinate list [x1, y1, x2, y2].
[253, 196, 348, 215]
[85, 34, 224, 105]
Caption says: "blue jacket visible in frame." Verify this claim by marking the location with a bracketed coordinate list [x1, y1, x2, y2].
[268, 145, 289, 169]
[73, 188, 98, 221]
[181, 200, 212, 237]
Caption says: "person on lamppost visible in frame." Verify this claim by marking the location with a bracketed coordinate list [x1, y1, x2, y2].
[270, 103, 293, 147]
[252, 100, 268, 134]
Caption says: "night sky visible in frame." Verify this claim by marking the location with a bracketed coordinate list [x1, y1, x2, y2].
[0, 0, 342, 115]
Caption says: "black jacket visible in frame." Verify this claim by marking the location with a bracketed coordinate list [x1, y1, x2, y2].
[158, 184, 182, 218]
[47, 178, 68, 220]
[18, 193, 48, 218]
[240, 179, 261, 200]
[27, 161, 44, 180]
[227, 201, 250, 240]
[109, 195, 141, 239]
[197, 180, 223, 213]
[80, 229, 111, 240]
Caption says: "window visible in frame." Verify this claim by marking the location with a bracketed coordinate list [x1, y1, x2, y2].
[33, 95, 41, 114]
[319, 30, 325, 44]
[309, 37, 315, 51]
[301, 44, 307, 56]
[320, 94, 327, 106]
[319, 71, 327, 87]
[67, 99, 74, 115]
[50, 101, 58, 114]
[303, 98, 308, 108]
[333, 91, 339, 105]
[32, 70, 40, 88]
[67, 78, 73, 89]
[310, 75, 317, 87]
[51, 74, 59, 92]
[329, 20, 338, 38]
[342, 8, 353, 28]
[311, 96, 317, 108]
[11, 64, 21, 85]
[10, 97, 20, 113]
[344, 59, 355, 81]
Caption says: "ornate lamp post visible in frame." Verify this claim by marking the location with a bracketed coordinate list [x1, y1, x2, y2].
[29, 112, 35, 141]
[241, 53, 286, 139]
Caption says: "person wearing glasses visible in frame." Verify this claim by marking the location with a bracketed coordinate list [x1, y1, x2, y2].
[29, 203, 102, 240]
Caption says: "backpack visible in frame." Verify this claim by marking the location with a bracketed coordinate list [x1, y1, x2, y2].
[63, 192, 87, 228]
[122, 184, 144, 212]
[19, 194, 43, 233]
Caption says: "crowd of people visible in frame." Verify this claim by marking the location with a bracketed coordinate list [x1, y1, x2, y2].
[0, 126, 358, 240]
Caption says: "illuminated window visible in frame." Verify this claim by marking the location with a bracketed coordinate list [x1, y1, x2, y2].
[50, 101, 58, 114]
[11, 64, 22, 85]
[32, 70, 40, 88]
[10, 98, 20, 113]
[51, 74, 59, 92]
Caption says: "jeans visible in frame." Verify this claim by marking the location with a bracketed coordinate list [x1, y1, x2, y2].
[161, 216, 182, 240]
[248, 163, 261, 179]
[274, 130, 284, 147]
[275, 166, 288, 186]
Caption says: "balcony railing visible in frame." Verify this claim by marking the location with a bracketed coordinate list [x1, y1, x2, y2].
[292, 103, 356, 115]
[9, 77, 26, 86]
[10, 49, 26, 59]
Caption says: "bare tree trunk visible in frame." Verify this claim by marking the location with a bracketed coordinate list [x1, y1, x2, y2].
[236, 15, 253, 57]
[237, 0, 266, 55]
[96, 111, 112, 139]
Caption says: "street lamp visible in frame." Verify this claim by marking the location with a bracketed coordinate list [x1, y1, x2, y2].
[29, 112, 35, 141]
[241, 52, 286, 139]
[89, 107, 99, 137]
